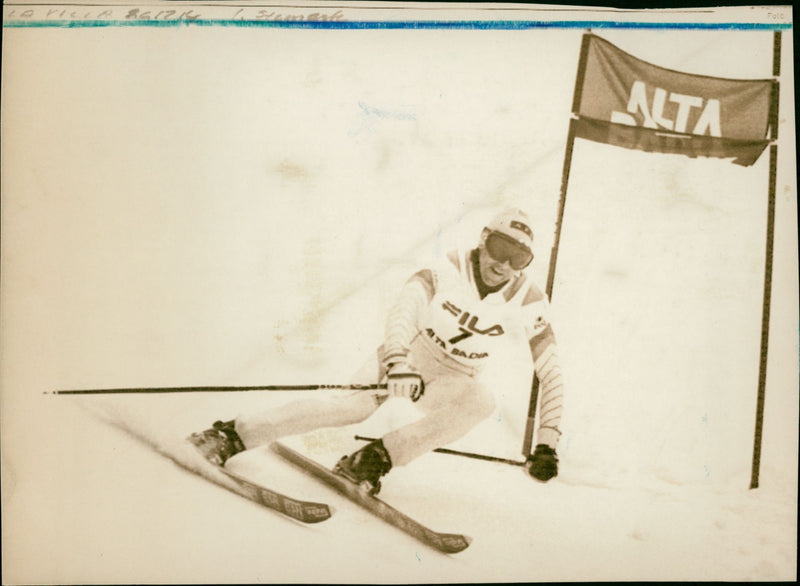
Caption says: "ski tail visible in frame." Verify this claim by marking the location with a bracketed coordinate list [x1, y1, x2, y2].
[184, 442, 332, 523]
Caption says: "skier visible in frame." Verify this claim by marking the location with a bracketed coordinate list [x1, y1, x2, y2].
[189, 208, 564, 492]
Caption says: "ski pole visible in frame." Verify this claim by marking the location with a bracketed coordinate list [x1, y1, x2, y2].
[47, 384, 388, 395]
[353, 435, 526, 467]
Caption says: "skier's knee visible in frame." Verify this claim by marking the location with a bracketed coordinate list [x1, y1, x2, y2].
[462, 387, 496, 423]
[476, 391, 496, 420]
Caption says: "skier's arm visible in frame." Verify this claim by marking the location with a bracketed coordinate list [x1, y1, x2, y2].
[528, 324, 564, 450]
[380, 269, 435, 402]
[524, 322, 564, 482]
[383, 269, 436, 366]
[521, 283, 564, 450]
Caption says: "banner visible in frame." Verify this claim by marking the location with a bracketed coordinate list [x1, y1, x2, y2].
[573, 34, 776, 165]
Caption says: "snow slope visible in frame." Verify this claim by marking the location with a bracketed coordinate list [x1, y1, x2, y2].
[2, 13, 797, 583]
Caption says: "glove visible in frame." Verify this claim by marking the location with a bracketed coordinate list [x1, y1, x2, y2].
[526, 444, 558, 482]
[384, 360, 425, 402]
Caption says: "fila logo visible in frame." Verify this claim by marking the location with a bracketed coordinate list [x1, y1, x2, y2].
[442, 301, 504, 344]
[611, 81, 722, 137]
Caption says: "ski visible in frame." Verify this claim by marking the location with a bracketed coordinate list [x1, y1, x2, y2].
[272, 441, 472, 554]
[185, 442, 332, 524]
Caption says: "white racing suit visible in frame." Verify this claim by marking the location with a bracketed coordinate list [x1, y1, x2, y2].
[237, 249, 564, 466]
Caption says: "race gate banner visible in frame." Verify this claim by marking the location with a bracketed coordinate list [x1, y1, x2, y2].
[573, 34, 776, 166]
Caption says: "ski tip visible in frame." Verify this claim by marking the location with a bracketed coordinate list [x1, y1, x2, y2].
[442, 534, 472, 554]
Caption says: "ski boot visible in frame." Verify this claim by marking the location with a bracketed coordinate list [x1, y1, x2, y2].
[187, 419, 246, 467]
[334, 439, 393, 496]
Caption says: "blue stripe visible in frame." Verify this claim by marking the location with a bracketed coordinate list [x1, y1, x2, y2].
[3, 19, 793, 30]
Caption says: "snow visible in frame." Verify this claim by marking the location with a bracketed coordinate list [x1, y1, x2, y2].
[2, 14, 797, 584]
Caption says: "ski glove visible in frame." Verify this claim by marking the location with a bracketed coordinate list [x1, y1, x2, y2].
[526, 444, 558, 482]
[384, 360, 425, 402]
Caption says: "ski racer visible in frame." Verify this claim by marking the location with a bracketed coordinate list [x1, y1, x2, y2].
[189, 208, 565, 492]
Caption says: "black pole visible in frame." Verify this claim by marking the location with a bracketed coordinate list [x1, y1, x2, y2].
[354, 435, 525, 467]
[48, 383, 387, 395]
[750, 32, 782, 490]
[522, 32, 592, 457]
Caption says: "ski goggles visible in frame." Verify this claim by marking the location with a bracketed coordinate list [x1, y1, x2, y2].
[485, 230, 533, 270]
